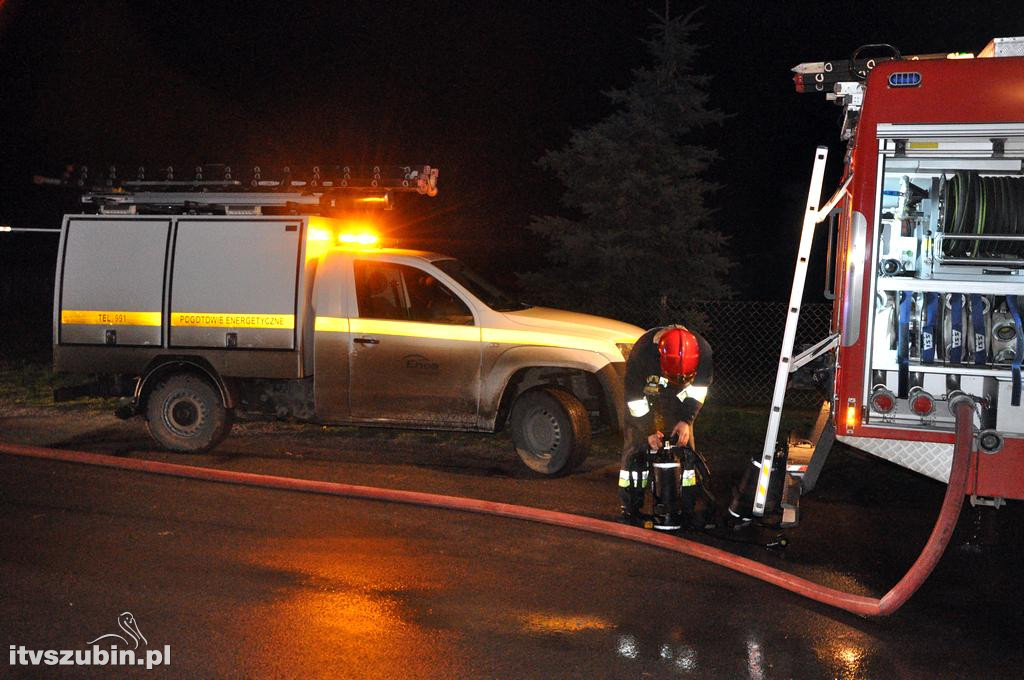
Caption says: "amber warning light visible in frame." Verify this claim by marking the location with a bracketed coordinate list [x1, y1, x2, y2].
[845, 399, 859, 430]
[305, 218, 382, 260]
[338, 232, 379, 246]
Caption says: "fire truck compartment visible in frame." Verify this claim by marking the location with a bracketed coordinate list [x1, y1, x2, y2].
[865, 125, 1024, 436]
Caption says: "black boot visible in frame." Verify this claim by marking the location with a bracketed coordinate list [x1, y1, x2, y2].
[618, 463, 647, 523]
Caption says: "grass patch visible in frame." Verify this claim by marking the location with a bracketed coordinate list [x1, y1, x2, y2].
[700, 402, 821, 450]
[0, 360, 116, 409]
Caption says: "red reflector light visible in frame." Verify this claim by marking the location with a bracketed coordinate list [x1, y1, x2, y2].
[909, 388, 935, 416]
[870, 387, 896, 413]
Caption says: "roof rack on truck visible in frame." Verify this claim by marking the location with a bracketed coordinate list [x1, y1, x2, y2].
[30, 164, 439, 215]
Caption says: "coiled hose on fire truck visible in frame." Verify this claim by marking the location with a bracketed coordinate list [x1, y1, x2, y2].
[942, 171, 1024, 258]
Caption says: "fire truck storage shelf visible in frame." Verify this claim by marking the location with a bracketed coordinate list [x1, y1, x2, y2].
[855, 99, 1024, 462]
[875, 280, 1024, 294]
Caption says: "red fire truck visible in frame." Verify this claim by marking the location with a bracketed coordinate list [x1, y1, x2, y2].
[737, 37, 1024, 524]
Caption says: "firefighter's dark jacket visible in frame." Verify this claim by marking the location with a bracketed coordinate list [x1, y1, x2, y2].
[624, 327, 714, 438]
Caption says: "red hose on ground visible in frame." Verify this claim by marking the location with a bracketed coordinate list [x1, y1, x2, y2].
[0, 399, 975, 617]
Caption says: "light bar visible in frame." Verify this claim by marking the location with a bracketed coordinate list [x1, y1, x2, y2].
[337, 232, 379, 246]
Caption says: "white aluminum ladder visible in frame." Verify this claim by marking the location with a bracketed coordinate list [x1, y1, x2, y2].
[752, 146, 849, 516]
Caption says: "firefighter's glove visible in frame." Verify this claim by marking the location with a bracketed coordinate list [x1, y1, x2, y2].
[670, 421, 691, 448]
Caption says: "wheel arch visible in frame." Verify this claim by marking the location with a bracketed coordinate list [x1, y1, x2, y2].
[135, 356, 235, 411]
[485, 349, 625, 433]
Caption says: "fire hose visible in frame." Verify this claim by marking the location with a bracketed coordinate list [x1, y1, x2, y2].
[0, 397, 976, 617]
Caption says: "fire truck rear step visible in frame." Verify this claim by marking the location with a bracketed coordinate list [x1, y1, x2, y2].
[780, 473, 802, 528]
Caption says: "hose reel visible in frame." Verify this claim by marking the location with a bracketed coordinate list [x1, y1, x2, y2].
[940, 171, 1024, 259]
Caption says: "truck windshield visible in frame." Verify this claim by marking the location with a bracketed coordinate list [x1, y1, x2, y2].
[433, 259, 529, 312]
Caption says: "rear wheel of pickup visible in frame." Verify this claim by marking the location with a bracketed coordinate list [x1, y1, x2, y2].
[509, 387, 591, 475]
[146, 373, 232, 453]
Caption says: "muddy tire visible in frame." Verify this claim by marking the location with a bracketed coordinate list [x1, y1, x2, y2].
[509, 387, 591, 475]
[146, 373, 232, 453]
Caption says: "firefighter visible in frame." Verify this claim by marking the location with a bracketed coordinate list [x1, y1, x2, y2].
[618, 325, 714, 527]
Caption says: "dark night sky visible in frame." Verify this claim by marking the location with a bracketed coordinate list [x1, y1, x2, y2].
[2, 1, 1023, 353]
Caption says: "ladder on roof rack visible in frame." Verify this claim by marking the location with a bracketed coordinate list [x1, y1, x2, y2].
[32, 164, 439, 214]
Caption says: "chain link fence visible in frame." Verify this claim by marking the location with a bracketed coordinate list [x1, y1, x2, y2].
[603, 300, 834, 407]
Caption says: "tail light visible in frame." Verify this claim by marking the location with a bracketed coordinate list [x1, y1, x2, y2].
[908, 387, 936, 416]
[845, 398, 859, 429]
[870, 386, 897, 414]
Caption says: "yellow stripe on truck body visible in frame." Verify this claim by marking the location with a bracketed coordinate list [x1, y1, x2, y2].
[482, 327, 630, 354]
[314, 316, 350, 333]
[171, 312, 295, 330]
[316, 316, 629, 356]
[61, 310, 162, 327]
[349, 318, 481, 343]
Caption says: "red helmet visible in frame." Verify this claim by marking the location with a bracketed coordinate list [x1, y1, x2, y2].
[655, 325, 700, 387]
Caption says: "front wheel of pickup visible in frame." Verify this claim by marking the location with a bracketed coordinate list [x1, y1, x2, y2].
[146, 373, 232, 453]
[509, 387, 591, 475]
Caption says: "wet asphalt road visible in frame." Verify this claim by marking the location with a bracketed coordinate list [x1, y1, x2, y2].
[1, 412, 1023, 678]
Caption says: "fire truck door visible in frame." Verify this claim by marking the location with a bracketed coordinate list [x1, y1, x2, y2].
[348, 260, 482, 425]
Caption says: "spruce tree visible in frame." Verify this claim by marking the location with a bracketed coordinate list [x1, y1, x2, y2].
[520, 10, 730, 325]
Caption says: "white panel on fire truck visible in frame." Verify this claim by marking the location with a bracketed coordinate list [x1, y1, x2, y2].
[884, 159, 1024, 173]
[169, 218, 302, 350]
[59, 217, 169, 346]
[919, 159, 1022, 172]
[870, 361, 1013, 378]
[995, 380, 1024, 434]
[876, 279, 1024, 296]
[877, 123, 1024, 138]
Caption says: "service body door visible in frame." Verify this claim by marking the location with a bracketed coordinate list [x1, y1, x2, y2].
[348, 259, 482, 426]
[169, 217, 302, 351]
[58, 216, 170, 346]
[311, 252, 352, 421]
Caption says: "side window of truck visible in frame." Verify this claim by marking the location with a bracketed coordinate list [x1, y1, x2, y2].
[355, 261, 474, 325]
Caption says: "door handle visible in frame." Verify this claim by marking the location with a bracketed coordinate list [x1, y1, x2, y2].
[353, 337, 380, 345]
[824, 209, 837, 301]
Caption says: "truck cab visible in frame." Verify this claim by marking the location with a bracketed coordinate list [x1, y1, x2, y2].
[310, 245, 641, 441]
